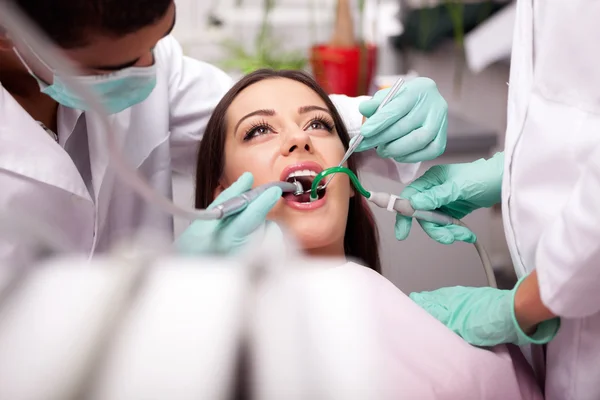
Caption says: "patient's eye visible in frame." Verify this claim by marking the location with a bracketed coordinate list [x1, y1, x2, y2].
[244, 121, 275, 141]
[306, 115, 334, 133]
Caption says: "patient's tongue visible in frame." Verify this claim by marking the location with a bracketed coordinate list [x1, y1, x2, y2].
[282, 191, 311, 203]
[294, 192, 311, 203]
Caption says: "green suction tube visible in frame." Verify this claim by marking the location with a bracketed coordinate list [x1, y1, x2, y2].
[310, 167, 371, 200]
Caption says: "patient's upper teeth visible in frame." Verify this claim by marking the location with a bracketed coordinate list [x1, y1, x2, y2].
[286, 169, 318, 179]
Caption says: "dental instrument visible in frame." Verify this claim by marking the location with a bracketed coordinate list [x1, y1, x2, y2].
[212, 181, 299, 220]
[341, 77, 405, 165]
[306, 77, 406, 201]
[309, 167, 497, 288]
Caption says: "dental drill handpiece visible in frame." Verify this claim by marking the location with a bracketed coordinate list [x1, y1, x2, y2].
[307, 77, 406, 198]
[212, 181, 300, 219]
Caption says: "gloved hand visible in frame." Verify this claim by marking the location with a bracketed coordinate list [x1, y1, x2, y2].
[395, 152, 505, 244]
[357, 77, 448, 163]
[175, 172, 282, 255]
[409, 279, 560, 347]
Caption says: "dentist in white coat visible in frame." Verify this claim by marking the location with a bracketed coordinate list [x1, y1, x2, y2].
[0, 0, 448, 265]
[396, 1, 600, 399]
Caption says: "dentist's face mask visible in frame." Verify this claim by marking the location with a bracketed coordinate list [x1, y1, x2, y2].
[13, 45, 157, 114]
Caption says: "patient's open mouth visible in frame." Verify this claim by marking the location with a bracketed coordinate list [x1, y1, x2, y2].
[284, 170, 326, 203]
[280, 162, 327, 206]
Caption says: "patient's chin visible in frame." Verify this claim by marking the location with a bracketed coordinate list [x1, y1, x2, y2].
[293, 228, 344, 257]
[270, 212, 345, 256]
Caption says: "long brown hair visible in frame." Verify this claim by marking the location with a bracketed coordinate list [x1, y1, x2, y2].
[195, 69, 381, 273]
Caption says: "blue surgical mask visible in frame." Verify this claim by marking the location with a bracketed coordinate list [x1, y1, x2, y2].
[13, 46, 157, 114]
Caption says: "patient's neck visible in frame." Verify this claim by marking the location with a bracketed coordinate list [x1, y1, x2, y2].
[304, 240, 346, 261]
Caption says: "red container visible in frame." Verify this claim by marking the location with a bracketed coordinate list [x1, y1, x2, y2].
[310, 44, 378, 97]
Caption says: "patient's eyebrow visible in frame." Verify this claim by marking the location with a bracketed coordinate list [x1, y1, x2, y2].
[298, 105, 331, 115]
[234, 109, 276, 133]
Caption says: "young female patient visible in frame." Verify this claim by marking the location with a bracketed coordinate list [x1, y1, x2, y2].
[194, 69, 543, 399]
[195, 68, 379, 270]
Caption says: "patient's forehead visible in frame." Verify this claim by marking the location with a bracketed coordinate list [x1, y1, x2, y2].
[227, 78, 329, 121]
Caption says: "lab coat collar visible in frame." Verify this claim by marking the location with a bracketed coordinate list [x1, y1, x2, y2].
[58, 105, 83, 146]
[0, 83, 91, 202]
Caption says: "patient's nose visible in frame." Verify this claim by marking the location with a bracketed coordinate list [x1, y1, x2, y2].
[281, 129, 314, 156]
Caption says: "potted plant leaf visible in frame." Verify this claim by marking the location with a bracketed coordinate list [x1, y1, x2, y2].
[310, 0, 377, 97]
[220, 0, 308, 75]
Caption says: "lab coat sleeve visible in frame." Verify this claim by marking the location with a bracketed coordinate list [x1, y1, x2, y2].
[158, 36, 234, 176]
[329, 94, 420, 184]
[535, 143, 600, 318]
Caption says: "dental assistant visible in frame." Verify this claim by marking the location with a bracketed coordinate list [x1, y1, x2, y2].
[0, 0, 448, 265]
[396, 1, 600, 399]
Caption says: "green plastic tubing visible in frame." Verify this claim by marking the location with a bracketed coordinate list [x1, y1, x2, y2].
[310, 167, 371, 200]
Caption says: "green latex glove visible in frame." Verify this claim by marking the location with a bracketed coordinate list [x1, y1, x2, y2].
[395, 151, 505, 244]
[175, 172, 282, 255]
[358, 77, 448, 163]
[409, 278, 560, 347]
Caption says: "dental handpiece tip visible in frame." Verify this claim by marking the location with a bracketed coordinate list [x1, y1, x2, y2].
[280, 181, 327, 196]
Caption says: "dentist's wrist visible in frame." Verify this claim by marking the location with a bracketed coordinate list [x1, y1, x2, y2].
[511, 271, 560, 345]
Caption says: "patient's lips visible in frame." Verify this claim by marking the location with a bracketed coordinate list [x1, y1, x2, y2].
[280, 161, 327, 210]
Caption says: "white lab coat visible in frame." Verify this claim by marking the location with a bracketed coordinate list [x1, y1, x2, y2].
[0, 35, 417, 266]
[502, 1, 600, 398]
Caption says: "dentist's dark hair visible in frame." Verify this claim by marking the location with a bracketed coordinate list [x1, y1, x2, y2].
[195, 69, 381, 273]
[11, 0, 172, 48]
